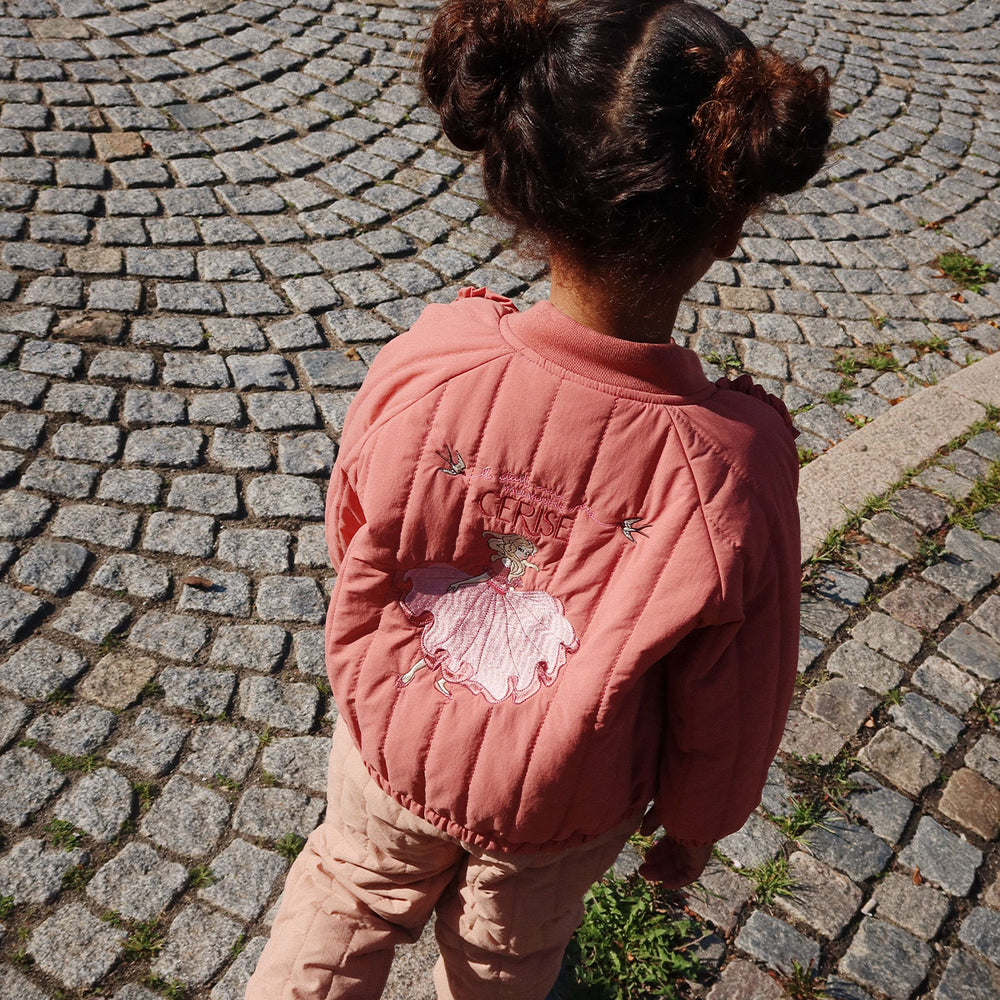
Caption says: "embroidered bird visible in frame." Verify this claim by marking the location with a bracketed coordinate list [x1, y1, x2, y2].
[620, 518, 652, 543]
[436, 446, 466, 476]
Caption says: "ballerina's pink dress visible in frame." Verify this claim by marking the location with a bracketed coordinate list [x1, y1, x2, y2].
[399, 559, 578, 704]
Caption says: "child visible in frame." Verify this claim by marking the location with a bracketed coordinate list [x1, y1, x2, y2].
[246, 1, 830, 998]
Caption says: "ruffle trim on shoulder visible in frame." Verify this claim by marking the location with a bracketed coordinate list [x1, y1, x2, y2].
[715, 373, 800, 439]
[458, 285, 516, 305]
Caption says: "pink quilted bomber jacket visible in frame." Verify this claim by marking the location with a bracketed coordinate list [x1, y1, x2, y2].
[324, 288, 801, 853]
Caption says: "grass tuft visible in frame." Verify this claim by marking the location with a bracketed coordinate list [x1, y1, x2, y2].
[746, 857, 795, 905]
[45, 819, 85, 850]
[274, 832, 307, 861]
[568, 874, 703, 999]
[935, 251, 997, 294]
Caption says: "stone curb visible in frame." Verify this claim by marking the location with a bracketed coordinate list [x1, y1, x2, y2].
[800, 351, 1000, 562]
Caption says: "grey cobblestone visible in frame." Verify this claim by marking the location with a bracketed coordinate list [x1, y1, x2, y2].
[124, 426, 205, 467]
[51, 423, 122, 463]
[92, 553, 171, 600]
[86, 841, 188, 922]
[734, 911, 819, 977]
[0, 837, 87, 906]
[168, 474, 239, 516]
[28, 902, 126, 989]
[129, 611, 210, 663]
[256, 575, 326, 623]
[54, 767, 133, 842]
[198, 839, 288, 920]
[899, 817, 983, 896]
[27, 704, 115, 756]
[11, 539, 89, 595]
[143, 511, 217, 558]
[182, 723, 259, 783]
[142, 774, 230, 858]
[238, 674, 319, 733]
[838, 919, 932, 1000]
[161, 666, 236, 717]
[178, 566, 252, 618]
[153, 903, 243, 986]
[0, 745, 64, 825]
[262, 736, 330, 794]
[245, 474, 323, 519]
[232, 785, 324, 841]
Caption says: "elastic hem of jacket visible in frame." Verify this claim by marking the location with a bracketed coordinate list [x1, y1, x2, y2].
[363, 759, 637, 855]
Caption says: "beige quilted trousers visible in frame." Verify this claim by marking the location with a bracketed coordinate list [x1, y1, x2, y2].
[244, 723, 637, 1000]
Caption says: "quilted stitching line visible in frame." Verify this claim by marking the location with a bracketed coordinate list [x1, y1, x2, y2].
[593, 500, 704, 727]
[452, 355, 515, 562]
[525, 377, 562, 480]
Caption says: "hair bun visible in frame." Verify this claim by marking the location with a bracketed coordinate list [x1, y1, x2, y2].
[422, 0, 555, 152]
[690, 46, 831, 210]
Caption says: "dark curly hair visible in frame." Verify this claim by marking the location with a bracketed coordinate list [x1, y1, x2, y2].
[422, 0, 831, 278]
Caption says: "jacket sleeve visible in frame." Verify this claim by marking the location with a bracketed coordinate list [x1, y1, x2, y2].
[651, 549, 800, 848]
[324, 458, 365, 574]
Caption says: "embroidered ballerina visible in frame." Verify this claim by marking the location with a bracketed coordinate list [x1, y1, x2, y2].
[397, 532, 578, 703]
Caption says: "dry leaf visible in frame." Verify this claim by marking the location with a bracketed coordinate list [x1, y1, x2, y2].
[864, 716, 875, 728]
[912, 867, 923, 885]
[343, 347, 362, 362]
[953, 322, 969, 333]
[950, 292, 965, 302]
[181, 575, 214, 589]
[20, 584, 36, 594]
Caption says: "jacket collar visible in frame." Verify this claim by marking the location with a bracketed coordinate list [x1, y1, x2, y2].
[501, 300, 712, 398]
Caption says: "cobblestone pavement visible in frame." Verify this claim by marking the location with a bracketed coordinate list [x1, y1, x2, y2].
[0, 0, 999, 998]
[688, 432, 1000, 1000]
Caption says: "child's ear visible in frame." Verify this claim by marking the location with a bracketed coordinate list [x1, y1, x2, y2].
[711, 217, 744, 259]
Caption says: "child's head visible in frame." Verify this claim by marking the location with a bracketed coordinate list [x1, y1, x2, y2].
[422, 0, 831, 280]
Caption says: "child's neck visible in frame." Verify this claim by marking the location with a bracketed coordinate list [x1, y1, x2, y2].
[548, 256, 704, 345]
[547, 226, 740, 344]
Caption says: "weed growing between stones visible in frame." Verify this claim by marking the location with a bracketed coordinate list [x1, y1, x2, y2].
[146, 974, 188, 1000]
[804, 493, 890, 575]
[49, 751, 101, 774]
[566, 874, 703, 999]
[187, 864, 216, 889]
[0, 894, 13, 918]
[230, 933, 248, 960]
[882, 687, 904, 708]
[45, 818, 85, 850]
[773, 796, 827, 840]
[972, 696, 999, 727]
[833, 353, 860, 379]
[910, 333, 950, 357]
[124, 920, 165, 961]
[783, 960, 830, 999]
[745, 857, 796, 905]
[702, 350, 743, 374]
[134, 781, 157, 812]
[61, 864, 93, 891]
[934, 251, 997, 294]
[914, 535, 945, 567]
[783, 752, 859, 818]
[275, 832, 307, 861]
[949, 459, 1000, 529]
[865, 345, 901, 372]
